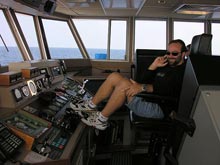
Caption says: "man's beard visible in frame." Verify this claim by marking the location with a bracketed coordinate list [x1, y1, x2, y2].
[167, 57, 181, 67]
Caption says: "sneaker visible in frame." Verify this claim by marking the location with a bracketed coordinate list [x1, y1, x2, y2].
[70, 98, 96, 112]
[76, 110, 96, 118]
[81, 112, 108, 131]
[76, 111, 86, 118]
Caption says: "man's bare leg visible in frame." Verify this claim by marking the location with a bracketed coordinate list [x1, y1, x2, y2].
[91, 72, 126, 104]
[91, 72, 133, 117]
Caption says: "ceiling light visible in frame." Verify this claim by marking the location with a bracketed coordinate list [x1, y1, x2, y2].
[65, 0, 95, 2]
[177, 10, 210, 15]
[80, 2, 89, 7]
[101, 0, 145, 9]
[175, 4, 220, 15]
[66, 0, 88, 2]
[158, 0, 166, 4]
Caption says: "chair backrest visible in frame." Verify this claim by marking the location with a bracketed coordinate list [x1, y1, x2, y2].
[177, 57, 199, 118]
[135, 49, 166, 83]
[174, 55, 220, 157]
[190, 33, 213, 56]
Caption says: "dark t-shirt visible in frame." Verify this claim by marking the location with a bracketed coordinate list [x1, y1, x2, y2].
[140, 63, 186, 116]
[141, 64, 186, 97]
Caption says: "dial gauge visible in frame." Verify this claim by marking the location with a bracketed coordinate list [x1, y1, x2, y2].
[27, 80, 37, 96]
[36, 80, 43, 90]
[13, 88, 22, 101]
[21, 85, 30, 97]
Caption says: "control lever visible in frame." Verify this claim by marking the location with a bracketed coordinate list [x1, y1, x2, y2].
[78, 79, 89, 95]
[36, 138, 51, 157]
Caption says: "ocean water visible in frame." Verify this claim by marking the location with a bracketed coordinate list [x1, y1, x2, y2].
[0, 46, 125, 66]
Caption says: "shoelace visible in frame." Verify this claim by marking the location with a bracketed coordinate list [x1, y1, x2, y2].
[71, 96, 82, 104]
[86, 111, 99, 120]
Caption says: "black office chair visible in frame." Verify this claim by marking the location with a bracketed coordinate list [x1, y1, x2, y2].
[130, 77, 196, 164]
[129, 49, 198, 165]
[189, 33, 212, 56]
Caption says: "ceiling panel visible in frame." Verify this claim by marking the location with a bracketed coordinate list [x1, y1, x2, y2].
[0, 0, 219, 19]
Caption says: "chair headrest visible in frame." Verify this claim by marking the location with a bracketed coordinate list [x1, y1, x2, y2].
[190, 33, 212, 56]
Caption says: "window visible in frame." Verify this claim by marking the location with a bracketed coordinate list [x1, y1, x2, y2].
[73, 19, 127, 60]
[0, 10, 23, 66]
[173, 21, 204, 46]
[135, 20, 167, 50]
[73, 19, 108, 59]
[110, 20, 126, 60]
[42, 19, 83, 59]
[16, 13, 41, 60]
[211, 23, 220, 55]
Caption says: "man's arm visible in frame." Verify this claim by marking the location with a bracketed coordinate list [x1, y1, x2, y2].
[141, 55, 168, 85]
[148, 55, 168, 70]
[128, 55, 168, 97]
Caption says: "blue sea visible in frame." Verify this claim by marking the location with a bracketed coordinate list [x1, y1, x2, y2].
[0, 46, 125, 66]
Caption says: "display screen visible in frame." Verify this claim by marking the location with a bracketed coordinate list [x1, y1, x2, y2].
[50, 66, 61, 77]
[40, 68, 48, 75]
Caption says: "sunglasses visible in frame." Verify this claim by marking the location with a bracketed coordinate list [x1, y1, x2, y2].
[166, 51, 181, 56]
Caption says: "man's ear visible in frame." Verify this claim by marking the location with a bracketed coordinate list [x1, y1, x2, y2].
[182, 51, 186, 56]
[182, 52, 186, 59]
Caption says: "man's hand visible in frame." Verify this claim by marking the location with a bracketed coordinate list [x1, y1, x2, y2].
[148, 55, 168, 70]
[124, 79, 143, 97]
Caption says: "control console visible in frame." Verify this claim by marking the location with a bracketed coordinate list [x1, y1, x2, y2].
[21, 78, 93, 160]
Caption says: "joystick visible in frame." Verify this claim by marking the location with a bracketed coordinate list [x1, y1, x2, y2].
[78, 79, 89, 95]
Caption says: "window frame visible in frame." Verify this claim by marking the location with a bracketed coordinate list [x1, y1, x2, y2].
[72, 17, 129, 61]
[134, 18, 168, 50]
[0, 9, 25, 66]
[15, 12, 42, 60]
[40, 17, 84, 59]
[210, 21, 220, 55]
[172, 19, 205, 46]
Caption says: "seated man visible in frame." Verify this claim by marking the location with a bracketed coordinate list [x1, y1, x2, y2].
[70, 39, 187, 130]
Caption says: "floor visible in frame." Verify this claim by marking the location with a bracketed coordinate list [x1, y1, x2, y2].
[89, 154, 154, 165]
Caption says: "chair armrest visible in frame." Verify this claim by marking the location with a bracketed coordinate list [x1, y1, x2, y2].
[135, 92, 178, 104]
[170, 111, 196, 137]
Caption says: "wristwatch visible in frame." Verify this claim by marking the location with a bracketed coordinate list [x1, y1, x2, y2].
[141, 84, 147, 92]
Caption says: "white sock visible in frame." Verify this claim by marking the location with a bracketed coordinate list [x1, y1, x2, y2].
[98, 112, 108, 122]
[88, 99, 97, 109]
